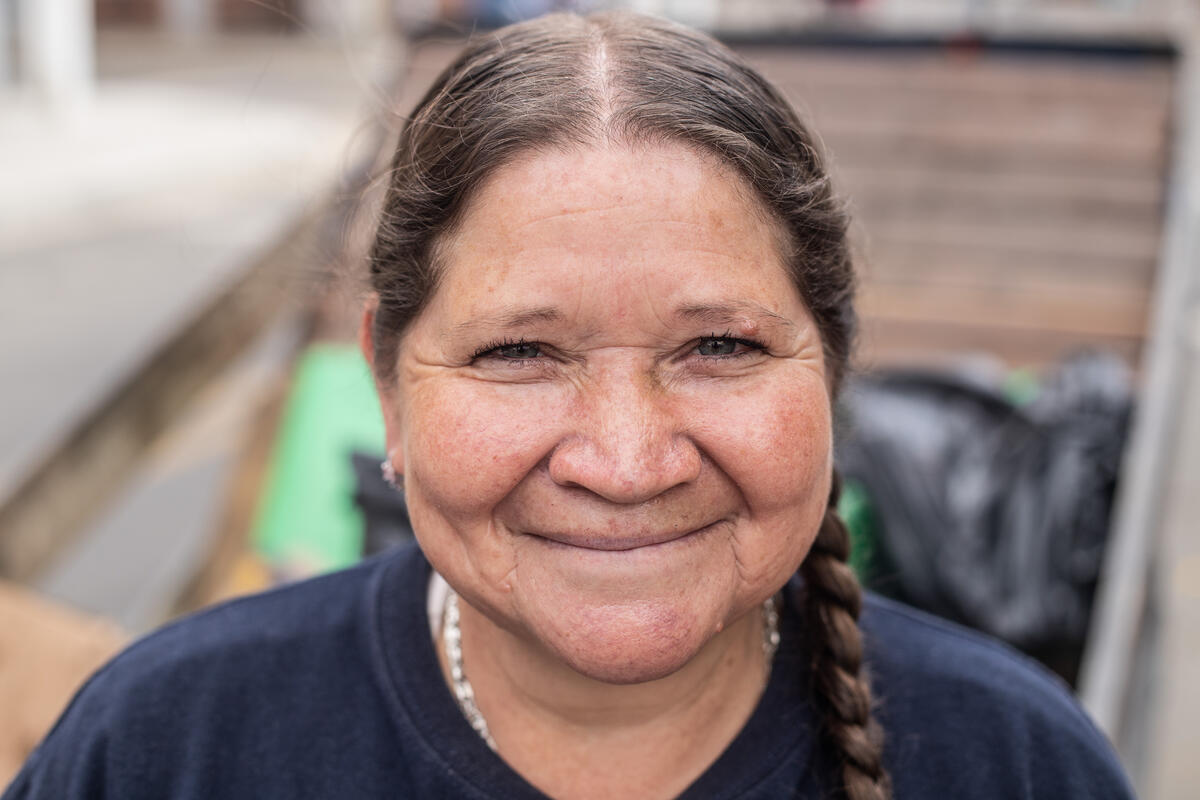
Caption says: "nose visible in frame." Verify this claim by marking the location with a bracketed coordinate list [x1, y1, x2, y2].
[547, 363, 702, 504]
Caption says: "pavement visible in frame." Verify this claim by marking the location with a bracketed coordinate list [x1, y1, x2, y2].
[0, 29, 397, 626]
[0, 30, 395, 499]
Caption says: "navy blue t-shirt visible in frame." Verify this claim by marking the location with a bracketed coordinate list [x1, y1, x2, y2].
[4, 543, 1133, 799]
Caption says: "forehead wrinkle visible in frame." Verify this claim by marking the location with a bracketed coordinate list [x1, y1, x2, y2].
[502, 200, 630, 233]
[498, 198, 720, 244]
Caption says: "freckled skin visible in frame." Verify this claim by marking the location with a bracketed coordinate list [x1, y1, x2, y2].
[374, 142, 832, 685]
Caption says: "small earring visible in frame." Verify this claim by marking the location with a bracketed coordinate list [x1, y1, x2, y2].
[381, 457, 402, 490]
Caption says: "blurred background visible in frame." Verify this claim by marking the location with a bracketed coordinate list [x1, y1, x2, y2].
[0, 0, 1197, 796]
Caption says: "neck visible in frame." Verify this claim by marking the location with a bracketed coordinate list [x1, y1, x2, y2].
[443, 597, 770, 800]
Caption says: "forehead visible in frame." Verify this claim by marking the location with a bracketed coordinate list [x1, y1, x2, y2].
[448, 142, 782, 251]
[425, 142, 802, 326]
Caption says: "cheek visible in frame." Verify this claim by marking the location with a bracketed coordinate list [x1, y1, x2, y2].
[693, 372, 831, 498]
[688, 372, 832, 579]
[402, 382, 569, 525]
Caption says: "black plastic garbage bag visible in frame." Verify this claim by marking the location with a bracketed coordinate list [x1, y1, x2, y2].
[835, 352, 1132, 682]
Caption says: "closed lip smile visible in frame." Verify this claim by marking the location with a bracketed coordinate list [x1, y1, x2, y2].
[529, 520, 723, 551]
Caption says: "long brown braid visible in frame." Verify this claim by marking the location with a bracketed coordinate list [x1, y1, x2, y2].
[801, 471, 892, 800]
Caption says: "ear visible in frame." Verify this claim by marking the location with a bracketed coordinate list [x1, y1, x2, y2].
[359, 298, 405, 478]
[358, 297, 379, 372]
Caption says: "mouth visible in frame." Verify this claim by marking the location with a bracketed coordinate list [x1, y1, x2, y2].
[528, 519, 725, 552]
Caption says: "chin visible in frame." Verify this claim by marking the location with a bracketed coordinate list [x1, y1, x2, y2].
[558, 643, 699, 685]
[534, 600, 718, 685]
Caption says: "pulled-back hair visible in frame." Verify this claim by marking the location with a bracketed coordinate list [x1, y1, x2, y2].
[367, 11, 889, 799]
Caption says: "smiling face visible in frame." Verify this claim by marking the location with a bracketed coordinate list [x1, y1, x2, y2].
[377, 142, 832, 683]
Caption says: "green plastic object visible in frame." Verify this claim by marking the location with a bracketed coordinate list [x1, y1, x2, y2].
[1002, 367, 1041, 407]
[839, 478, 881, 584]
[251, 343, 386, 575]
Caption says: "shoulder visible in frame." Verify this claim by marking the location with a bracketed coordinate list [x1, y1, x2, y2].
[859, 594, 1134, 799]
[94, 551, 385, 690]
[861, 591, 1079, 708]
[3, 551, 406, 800]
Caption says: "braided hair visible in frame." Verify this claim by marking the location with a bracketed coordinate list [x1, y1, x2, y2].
[803, 473, 891, 799]
[367, 12, 890, 798]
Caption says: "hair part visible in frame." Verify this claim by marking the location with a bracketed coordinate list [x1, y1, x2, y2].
[367, 11, 886, 798]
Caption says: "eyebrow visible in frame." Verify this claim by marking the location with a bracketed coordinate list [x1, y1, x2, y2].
[675, 302, 798, 332]
[449, 306, 564, 337]
[448, 301, 797, 339]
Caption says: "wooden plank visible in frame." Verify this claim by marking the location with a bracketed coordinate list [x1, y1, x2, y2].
[800, 100, 1168, 160]
[836, 164, 1164, 238]
[858, 246, 1157, 291]
[796, 84, 1171, 123]
[858, 280, 1150, 338]
[847, 188, 1162, 230]
[860, 208, 1160, 256]
[829, 142, 1165, 180]
[856, 317, 1144, 370]
[866, 217, 1159, 264]
[758, 50, 1175, 177]
[836, 163, 1163, 214]
[745, 49, 1175, 104]
[822, 127, 1164, 172]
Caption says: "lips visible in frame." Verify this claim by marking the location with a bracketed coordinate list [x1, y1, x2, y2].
[528, 520, 722, 551]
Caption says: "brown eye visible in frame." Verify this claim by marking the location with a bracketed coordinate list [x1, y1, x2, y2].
[496, 342, 541, 360]
[696, 338, 739, 356]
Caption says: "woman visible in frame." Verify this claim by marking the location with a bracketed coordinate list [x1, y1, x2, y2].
[5, 12, 1132, 800]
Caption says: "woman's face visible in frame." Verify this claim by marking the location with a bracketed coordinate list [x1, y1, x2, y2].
[376, 143, 832, 683]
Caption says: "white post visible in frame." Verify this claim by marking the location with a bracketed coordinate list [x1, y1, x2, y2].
[16, 0, 93, 111]
[1078, 29, 1200, 782]
[162, 0, 217, 38]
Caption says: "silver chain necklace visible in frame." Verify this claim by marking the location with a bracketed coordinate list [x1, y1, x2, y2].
[442, 590, 498, 750]
[441, 589, 781, 752]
